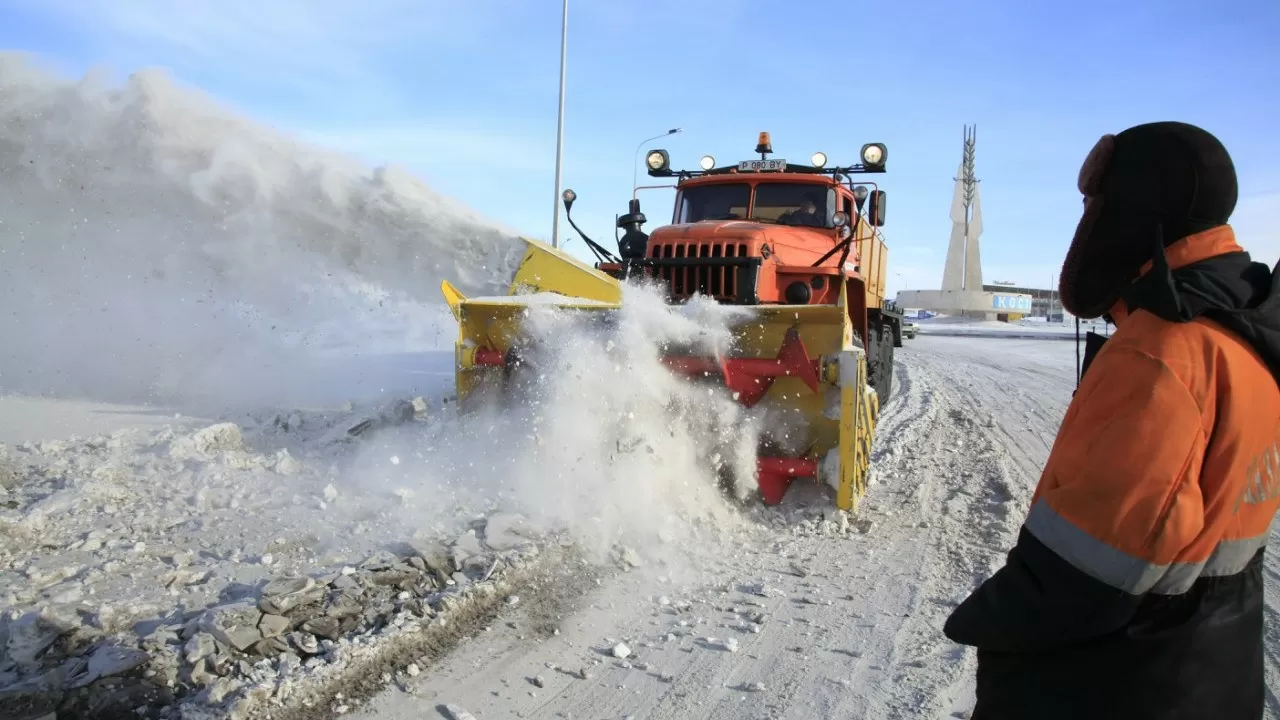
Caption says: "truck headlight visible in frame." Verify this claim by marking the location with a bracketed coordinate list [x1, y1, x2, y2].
[860, 143, 886, 167]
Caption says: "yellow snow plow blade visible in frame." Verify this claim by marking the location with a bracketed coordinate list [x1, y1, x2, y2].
[440, 280, 466, 322]
[507, 236, 622, 304]
[442, 236, 622, 405]
[439, 239, 878, 512]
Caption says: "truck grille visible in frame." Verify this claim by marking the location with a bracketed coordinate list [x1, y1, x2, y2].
[649, 242, 751, 302]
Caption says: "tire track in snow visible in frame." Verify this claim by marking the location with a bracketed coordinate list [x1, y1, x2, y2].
[849, 338, 1072, 719]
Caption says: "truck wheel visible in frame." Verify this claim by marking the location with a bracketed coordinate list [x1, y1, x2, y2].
[867, 323, 894, 408]
[879, 325, 895, 405]
[866, 332, 881, 400]
[877, 323, 894, 406]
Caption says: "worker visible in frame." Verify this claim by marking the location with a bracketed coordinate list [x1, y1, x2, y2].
[942, 121, 1280, 719]
[780, 193, 825, 227]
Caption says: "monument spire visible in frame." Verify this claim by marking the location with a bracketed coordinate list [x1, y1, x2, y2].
[941, 125, 983, 292]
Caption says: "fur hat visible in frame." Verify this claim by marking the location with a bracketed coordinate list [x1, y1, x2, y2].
[1059, 121, 1237, 318]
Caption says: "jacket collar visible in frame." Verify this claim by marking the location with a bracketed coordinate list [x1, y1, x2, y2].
[1107, 225, 1242, 326]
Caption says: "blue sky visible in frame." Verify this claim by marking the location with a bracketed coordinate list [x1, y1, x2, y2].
[2, 0, 1277, 297]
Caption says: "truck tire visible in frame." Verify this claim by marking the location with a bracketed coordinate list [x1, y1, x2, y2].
[867, 323, 894, 408]
[879, 324, 895, 406]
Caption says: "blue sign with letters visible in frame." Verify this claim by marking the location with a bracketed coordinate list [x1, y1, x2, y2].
[992, 294, 1033, 311]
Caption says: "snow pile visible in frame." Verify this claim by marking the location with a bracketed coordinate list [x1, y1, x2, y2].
[0, 339, 784, 718]
[0, 407, 559, 717]
[0, 51, 525, 409]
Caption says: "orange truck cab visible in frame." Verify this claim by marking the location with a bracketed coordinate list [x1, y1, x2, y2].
[561, 132, 905, 403]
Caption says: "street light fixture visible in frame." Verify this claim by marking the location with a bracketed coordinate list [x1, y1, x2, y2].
[551, 0, 569, 248]
[633, 128, 681, 198]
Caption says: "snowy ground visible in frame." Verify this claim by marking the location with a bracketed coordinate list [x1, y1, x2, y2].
[339, 335, 1080, 720]
[0, 333, 1079, 720]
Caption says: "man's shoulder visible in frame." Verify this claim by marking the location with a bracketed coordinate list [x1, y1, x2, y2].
[1109, 309, 1211, 355]
[1103, 308, 1273, 400]
[1114, 308, 1260, 360]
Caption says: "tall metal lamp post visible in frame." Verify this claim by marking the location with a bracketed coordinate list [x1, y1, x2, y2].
[551, 0, 569, 248]
[633, 128, 681, 197]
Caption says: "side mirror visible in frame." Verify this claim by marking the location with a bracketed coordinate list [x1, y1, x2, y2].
[562, 188, 577, 213]
[868, 190, 886, 227]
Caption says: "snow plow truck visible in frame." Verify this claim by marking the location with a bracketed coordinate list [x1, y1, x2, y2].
[439, 133, 903, 512]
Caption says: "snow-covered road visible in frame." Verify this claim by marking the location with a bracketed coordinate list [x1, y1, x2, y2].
[351, 336, 1080, 720]
[7, 334, 1280, 720]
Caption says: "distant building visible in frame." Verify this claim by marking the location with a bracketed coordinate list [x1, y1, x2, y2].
[980, 284, 1061, 320]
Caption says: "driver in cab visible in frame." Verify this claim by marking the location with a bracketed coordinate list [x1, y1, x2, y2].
[780, 194, 826, 228]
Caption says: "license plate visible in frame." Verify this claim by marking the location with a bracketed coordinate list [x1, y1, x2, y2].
[738, 159, 786, 172]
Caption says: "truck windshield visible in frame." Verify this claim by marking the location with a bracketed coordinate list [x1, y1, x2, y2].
[675, 183, 750, 223]
[752, 183, 830, 227]
[674, 181, 833, 227]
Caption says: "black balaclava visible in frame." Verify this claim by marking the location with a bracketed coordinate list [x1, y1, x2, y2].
[1059, 121, 1238, 319]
